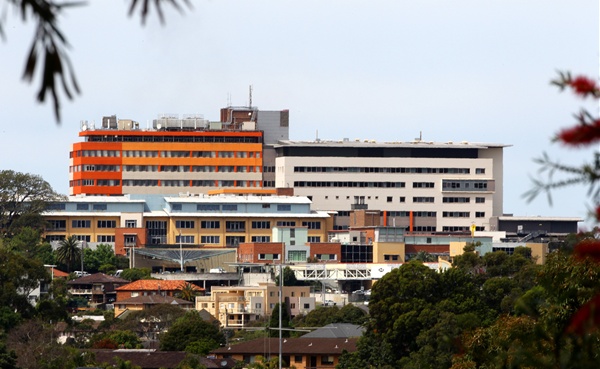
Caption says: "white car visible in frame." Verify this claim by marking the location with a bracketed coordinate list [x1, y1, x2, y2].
[323, 300, 336, 306]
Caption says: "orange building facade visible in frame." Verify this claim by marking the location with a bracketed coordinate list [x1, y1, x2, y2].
[70, 130, 264, 196]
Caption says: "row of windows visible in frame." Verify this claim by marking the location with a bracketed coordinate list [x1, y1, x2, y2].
[171, 220, 321, 229]
[443, 226, 485, 232]
[442, 180, 489, 191]
[442, 212, 470, 218]
[413, 182, 434, 188]
[294, 181, 406, 188]
[294, 166, 471, 174]
[387, 211, 437, 217]
[70, 180, 263, 188]
[86, 135, 261, 143]
[70, 165, 120, 172]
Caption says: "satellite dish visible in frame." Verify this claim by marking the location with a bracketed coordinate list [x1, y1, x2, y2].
[157, 123, 162, 130]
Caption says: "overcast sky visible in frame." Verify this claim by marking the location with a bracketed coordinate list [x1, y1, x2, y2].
[0, 1, 598, 226]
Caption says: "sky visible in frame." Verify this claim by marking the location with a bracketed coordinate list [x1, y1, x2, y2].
[0, 1, 598, 227]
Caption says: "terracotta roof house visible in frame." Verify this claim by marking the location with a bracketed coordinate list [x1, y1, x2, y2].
[211, 337, 358, 369]
[67, 273, 129, 308]
[114, 295, 194, 317]
[116, 279, 204, 302]
[90, 349, 237, 369]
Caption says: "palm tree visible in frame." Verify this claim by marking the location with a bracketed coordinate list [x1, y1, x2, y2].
[177, 282, 199, 302]
[56, 236, 81, 273]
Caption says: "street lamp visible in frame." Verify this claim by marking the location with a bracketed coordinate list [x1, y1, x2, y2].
[179, 230, 184, 272]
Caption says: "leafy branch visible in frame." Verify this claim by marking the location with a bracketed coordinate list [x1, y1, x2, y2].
[1, 0, 190, 123]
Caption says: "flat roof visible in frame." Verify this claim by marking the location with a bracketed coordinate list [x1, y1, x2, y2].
[498, 216, 583, 222]
[165, 194, 311, 204]
[275, 139, 510, 149]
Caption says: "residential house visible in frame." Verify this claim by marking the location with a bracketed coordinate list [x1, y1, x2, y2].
[66, 273, 129, 308]
[211, 337, 358, 369]
[114, 295, 194, 317]
[91, 349, 237, 369]
[116, 279, 204, 301]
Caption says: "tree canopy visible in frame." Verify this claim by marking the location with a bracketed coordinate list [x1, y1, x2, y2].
[0, 170, 63, 235]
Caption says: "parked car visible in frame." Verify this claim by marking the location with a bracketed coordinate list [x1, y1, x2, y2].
[323, 300, 336, 306]
[73, 271, 90, 277]
[209, 267, 226, 273]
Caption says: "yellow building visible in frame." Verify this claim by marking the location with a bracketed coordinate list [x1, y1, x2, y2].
[196, 283, 314, 328]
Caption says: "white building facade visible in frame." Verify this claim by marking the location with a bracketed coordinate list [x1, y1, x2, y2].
[274, 140, 507, 232]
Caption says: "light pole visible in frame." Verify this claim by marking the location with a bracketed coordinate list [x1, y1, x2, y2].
[179, 230, 184, 272]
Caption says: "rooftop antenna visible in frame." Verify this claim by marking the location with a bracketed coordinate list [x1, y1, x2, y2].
[249, 85, 253, 108]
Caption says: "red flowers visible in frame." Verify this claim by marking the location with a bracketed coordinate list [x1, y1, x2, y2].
[557, 119, 600, 146]
[570, 76, 598, 97]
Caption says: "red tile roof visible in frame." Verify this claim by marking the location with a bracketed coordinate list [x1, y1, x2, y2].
[116, 295, 194, 306]
[117, 279, 204, 292]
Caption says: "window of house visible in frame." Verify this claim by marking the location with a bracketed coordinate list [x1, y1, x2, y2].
[200, 235, 220, 244]
[321, 356, 334, 365]
[252, 221, 271, 229]
[303, 303, 310, 309]
[295, 356, 303, 363]
[198, 204, 220, 211]
[476, 168, 486, 174]
[171, 204, 182, 211]
[125, 220, 137, 228]
[277, 204, 291, 211]
[93, 204, 107, 211]
[290, 303, 296, 309]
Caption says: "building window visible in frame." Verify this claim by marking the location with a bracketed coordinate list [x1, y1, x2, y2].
[125, 220, 137, 228]
[92, 204, 107, 211]
[288, 251, 306, 262]
[176, 220, 195, 229]
[251, 221, 271, 229]
[413, 182, 435, 188]
[303, 303, 310, 309]
[222, 204, 238, 211]
[76, 203, 89, 210]
[384, 254, 399, 261]
[176, 235, 195, 244]
[74, 235, 91, 242]
[200, 236, 220, 244]
[413, 197, 434, 203]
[321, 356, 334, 365]
[97, 220, 116, 228]
[97, 235, 115, 243]
[475, 197, 485, 203]
[276, 221, 296, 227]
[476, 168, 486, 174]
[47, 203, 66, 211]
[387, 196, 392, 203]
[307, 236, 321, 243]
[476, 212, 485, 218]
[201, 221, 220, 229]
[226, 221, 245, 232]
[47, 220, 66, 230]
[258, 253, 280, 260]
[197, 204, 220, 211]
[301, 221, 321, 229]
[277, 204, 291, 211]
[399, 197, 405, 203]
[295, 356, 302, 363]
[442, 212, 470, 218]
[72, 220, 91, 228]
[290, 303, 296, 309]
[251, 236, 271, 242]
[443, 197, 470, 203]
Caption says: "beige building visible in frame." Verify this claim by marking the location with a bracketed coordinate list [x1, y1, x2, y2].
[196, 283, 314, 328]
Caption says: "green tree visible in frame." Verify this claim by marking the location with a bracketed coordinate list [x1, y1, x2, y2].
[83, 243, 117, 273]
[55, 235, 81, 273]
[0, 170, 64, 235]
[274, 266, 305, 287]
[159, 310, 225, 352]
[268, 303, 292, 338]
[177, 282, 200, 302]
[0, 246, 48, 321]
[120, 268, 151, 282]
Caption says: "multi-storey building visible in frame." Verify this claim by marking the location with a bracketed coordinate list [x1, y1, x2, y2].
[43, 192, 331, 256]
[69, 107, 289, 196]
[196, 283, 314, 329]
[274, 139, 507, 232]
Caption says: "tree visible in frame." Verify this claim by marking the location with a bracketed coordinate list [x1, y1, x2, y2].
[177, 282, 200, 302]
[120, 268, 151, 282]
[0, 246, 48, 321]
[2, 0, 189, 122]
[274, 266, 305, 287]
[83, 243, 117, 274]
[268, 302, 292, 338]
[0, 170, 64, 235]
[159, 310, 224, 352]
[55, 235, 81, 273]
